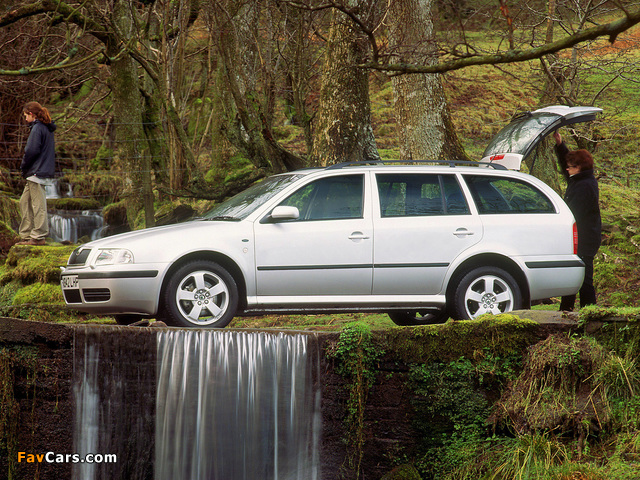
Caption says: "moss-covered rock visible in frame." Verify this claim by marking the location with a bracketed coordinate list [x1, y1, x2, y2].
[0, 221, 16, 257]
[2, 244, 76, 285]
[102, 200, 130, 235]
[379, 314, 543, 364]
[0, 195, 20, 231]
[62, 172, 124, 206]
[47, 198, 101, 211]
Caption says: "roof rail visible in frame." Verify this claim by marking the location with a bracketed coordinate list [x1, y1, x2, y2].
[325, 159, 507, 170]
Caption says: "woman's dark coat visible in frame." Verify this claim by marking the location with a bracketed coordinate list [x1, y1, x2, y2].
[20, 120, 57, 179]
[555, 142, 602, 257]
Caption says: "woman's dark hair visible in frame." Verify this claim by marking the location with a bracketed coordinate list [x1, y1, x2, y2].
[23, 101, 52, 124]
[565, 149, 594, 172]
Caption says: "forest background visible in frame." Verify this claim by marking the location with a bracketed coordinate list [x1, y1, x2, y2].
[0, 0, 639, 309]
[1, 2, 640, 479]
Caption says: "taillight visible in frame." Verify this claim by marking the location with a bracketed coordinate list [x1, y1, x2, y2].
[573, 223, 578, 254]
[490, 154, 505, 161]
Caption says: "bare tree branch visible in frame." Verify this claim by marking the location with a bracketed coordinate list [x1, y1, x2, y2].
[364, 7, 640, 74]
[0, 48, 103, 75]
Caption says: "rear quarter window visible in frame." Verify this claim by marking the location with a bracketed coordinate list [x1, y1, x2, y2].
[463, 175, 556, 214]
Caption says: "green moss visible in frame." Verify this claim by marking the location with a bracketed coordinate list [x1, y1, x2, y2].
[327, 323, 384, 477]
[63, 172, 124, 206]
[579, 305, 640, 322]
[3, 245, 76, 285]
[409, 349, 521, 479]
[0, 196, 20, 227]
[12, 283, 64, 305]
[47, 197, 101, 211]
[380, 314, 539, 364]
[492, 334, 608, 436]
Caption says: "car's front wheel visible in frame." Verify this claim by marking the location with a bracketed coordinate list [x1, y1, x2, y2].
[452, 266, 522, 319]
[387, 310, 449, 326]
[164, 260, 238, 328]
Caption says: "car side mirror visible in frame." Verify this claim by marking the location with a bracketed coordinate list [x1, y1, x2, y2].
[270, 206, 299, 221]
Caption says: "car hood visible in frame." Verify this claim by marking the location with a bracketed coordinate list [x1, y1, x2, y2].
[79, 219, 250, 261]
[481, 105, 602, 170]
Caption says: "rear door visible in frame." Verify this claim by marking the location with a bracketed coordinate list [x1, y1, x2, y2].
[482, 105, 602, 170]
[372, 172, 482, 295]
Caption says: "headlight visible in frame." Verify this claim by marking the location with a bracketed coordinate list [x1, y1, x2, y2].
[94, 249, 134, 266]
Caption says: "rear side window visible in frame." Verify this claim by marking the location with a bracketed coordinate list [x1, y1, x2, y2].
[377, 174, 469, 217]
[463, 175, 556, 214]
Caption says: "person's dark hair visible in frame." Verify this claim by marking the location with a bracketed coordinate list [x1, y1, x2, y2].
[23, 101, 52, 124]
[565, 149, 594, 172]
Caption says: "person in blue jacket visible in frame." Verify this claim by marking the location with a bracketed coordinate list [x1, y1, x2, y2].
[553, 131, 602, 311]
[17, 101, 56, 246]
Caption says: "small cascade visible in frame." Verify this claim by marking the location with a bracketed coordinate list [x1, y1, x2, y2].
[48, 210, 104, 243]
[45, 177, 105, 242]
[156, 330, 321, 480]
[73, 328, 321, 480]
[72, 327, 156, 480]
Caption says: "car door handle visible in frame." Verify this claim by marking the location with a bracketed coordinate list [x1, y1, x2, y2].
[453, 228, 474, 237]
[348, 232, 370, 241]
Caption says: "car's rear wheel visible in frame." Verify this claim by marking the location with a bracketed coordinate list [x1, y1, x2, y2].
[387, 310, 449, 326]
[164, 260, 238, 328]
[452, 266, 522, 319]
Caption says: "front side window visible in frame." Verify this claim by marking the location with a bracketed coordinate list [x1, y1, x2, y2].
[463, 175, 556, 214]
[377, 174, 469, 217]
[278, 174, 364, 221]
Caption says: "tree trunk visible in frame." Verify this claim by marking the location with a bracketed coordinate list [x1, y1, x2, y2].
[389, 0, 468, 162]
[310, 4, 379, 166]
[109, 0, 155, 228]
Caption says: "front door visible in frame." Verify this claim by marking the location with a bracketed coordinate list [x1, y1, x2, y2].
[254, 174, 373, 297]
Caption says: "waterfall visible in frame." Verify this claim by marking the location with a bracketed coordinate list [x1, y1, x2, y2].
[72, 327, 156, 480]
[48, 210, 104, 243]
[73, 328, 321, 480]
[45, 177, 105, 242]
[156, 330, 321, 480]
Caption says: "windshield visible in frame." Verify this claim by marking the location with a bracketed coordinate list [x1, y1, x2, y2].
[201, 174, 305, 220]
[482, 112, 560, 158]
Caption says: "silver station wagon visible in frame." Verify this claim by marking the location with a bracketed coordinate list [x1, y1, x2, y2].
[60, 105, 600, 327]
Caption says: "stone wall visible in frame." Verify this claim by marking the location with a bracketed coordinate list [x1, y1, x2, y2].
[0, 315, 580, 480]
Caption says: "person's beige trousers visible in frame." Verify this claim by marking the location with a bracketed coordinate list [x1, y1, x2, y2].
[19, 180, 49, 240]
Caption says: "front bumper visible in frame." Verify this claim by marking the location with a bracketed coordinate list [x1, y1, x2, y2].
[60, 265, 165, 315]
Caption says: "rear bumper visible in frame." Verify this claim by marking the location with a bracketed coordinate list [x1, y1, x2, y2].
[523, 257, 585, 300]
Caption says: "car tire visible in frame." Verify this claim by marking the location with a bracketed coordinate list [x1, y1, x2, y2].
[452, 266, 522, 319]
[114, 314, 143, 325]
[387, 310, 449, 326]
[164, 260, 238, 328]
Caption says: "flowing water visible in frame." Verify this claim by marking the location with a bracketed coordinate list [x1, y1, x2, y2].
[45, 178, 105, 242]
[48, 209, 104, 243]
[73, 328, 321, 480]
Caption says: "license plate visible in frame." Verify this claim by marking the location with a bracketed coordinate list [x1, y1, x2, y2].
[61, 275, 79, 289]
